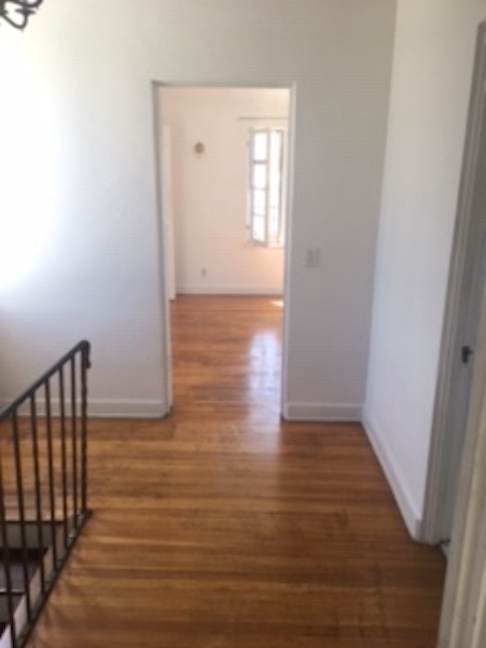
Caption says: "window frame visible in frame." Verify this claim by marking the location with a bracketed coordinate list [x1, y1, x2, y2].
[247, 127, 286, 248]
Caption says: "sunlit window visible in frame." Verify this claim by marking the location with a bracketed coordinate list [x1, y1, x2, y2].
[247, 128, 286, 248]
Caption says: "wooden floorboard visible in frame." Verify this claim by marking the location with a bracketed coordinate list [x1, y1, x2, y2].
[23, 295, 445, 647]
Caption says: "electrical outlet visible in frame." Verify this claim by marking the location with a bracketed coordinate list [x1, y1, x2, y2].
[201, 268, 207, 277]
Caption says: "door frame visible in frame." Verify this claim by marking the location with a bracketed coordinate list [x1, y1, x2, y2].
[422, 22, 486, 545]
[151, 81, 297, 415]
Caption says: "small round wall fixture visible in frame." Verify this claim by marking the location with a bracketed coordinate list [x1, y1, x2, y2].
[194, 142, 205, 155]
[0, 0, 44, 30]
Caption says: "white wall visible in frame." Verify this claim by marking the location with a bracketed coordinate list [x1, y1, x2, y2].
[364, 0, 486, 538]
[0, 0, 395, 419]
[161, 87, 288, 295]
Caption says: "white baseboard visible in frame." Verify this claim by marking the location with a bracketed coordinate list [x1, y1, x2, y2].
[177, 284, 283, 296]
[0, 398, 167, 419]
[362, 407, 422, 540]
[88, 399, 167, 418]
[283, 402, 362, 422]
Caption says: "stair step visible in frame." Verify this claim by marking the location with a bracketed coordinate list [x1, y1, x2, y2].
[0, 560, 40, 593]
[0, 548, 45, 561]
[0, 550, 46, 627]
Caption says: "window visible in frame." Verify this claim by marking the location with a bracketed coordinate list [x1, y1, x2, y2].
[247, 128, 286, 247]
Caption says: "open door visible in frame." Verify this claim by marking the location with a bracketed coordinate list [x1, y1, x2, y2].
[160, 123, 176, 302]
[423, 21, 486, 545]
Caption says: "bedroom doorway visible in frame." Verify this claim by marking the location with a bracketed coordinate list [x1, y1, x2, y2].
[153, 84, 294, 415]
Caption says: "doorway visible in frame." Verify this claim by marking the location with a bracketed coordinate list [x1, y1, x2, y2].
[154, 85, 293, 415]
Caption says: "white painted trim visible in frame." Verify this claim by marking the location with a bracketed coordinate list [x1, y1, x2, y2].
[152, 82, 174, 416]
[154, 79, 297, 421]
[88, 399, 167, 418]
[177, 285, 283, 296]
[0, 398, 166, 419]
[280, 84, 298, 420]
[283, 402, 362, 422]
[362, 408, 422, 540]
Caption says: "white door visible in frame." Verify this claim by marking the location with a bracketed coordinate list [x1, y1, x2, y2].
[157, 113, 175, 409]
[441, 143, 486, 541]
[423, 22, 486, 544]
[161, 123, 176, 301]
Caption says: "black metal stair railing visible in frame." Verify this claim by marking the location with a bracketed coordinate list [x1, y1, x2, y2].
[0, 341, 91, 648]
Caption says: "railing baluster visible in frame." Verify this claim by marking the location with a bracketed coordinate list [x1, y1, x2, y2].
[44, 379, 58, 567]
[0, 446, 18, 648]
[12, 411, 32, 623]
[81, 344, 89, 514]
[0, 341, 91, 646]
[70, 356, 78, 527]
[58, 367, 69, 550]
[30, 393, 46, 595]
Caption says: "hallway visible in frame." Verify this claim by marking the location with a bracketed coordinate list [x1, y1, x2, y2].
[25, 296, 446, 648]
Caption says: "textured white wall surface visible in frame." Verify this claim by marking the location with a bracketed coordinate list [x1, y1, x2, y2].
[0, 0, 395, 418]
[161, 87, 288, 296]
[365, 0, 486, 536]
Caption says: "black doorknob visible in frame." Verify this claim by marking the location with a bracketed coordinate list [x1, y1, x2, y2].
[462, 345, 474, 364]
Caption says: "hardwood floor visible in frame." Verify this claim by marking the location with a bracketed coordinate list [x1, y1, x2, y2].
[24, 295, 446, 647]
